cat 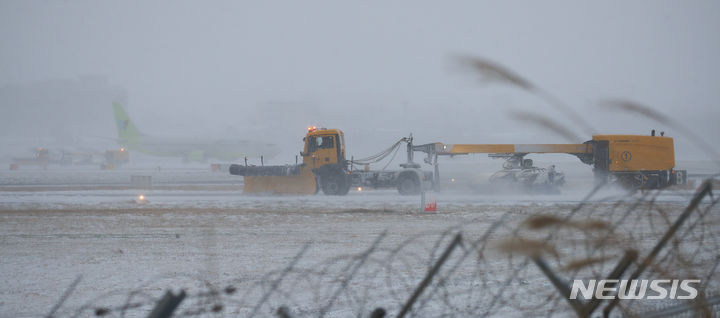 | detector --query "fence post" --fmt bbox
[397,233,463,318]
[147,290,186,318]
[604,180,713,317]
[532,249,637,317]
[46,275,82,318]
[276,306,295,318]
